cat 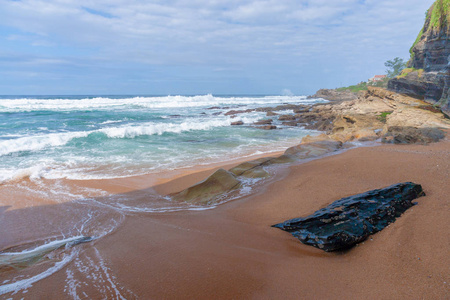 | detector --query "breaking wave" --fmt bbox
[99,119,233,139]
[0,132,90,156]
[0,117,243,157]
[0,95,321,112]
